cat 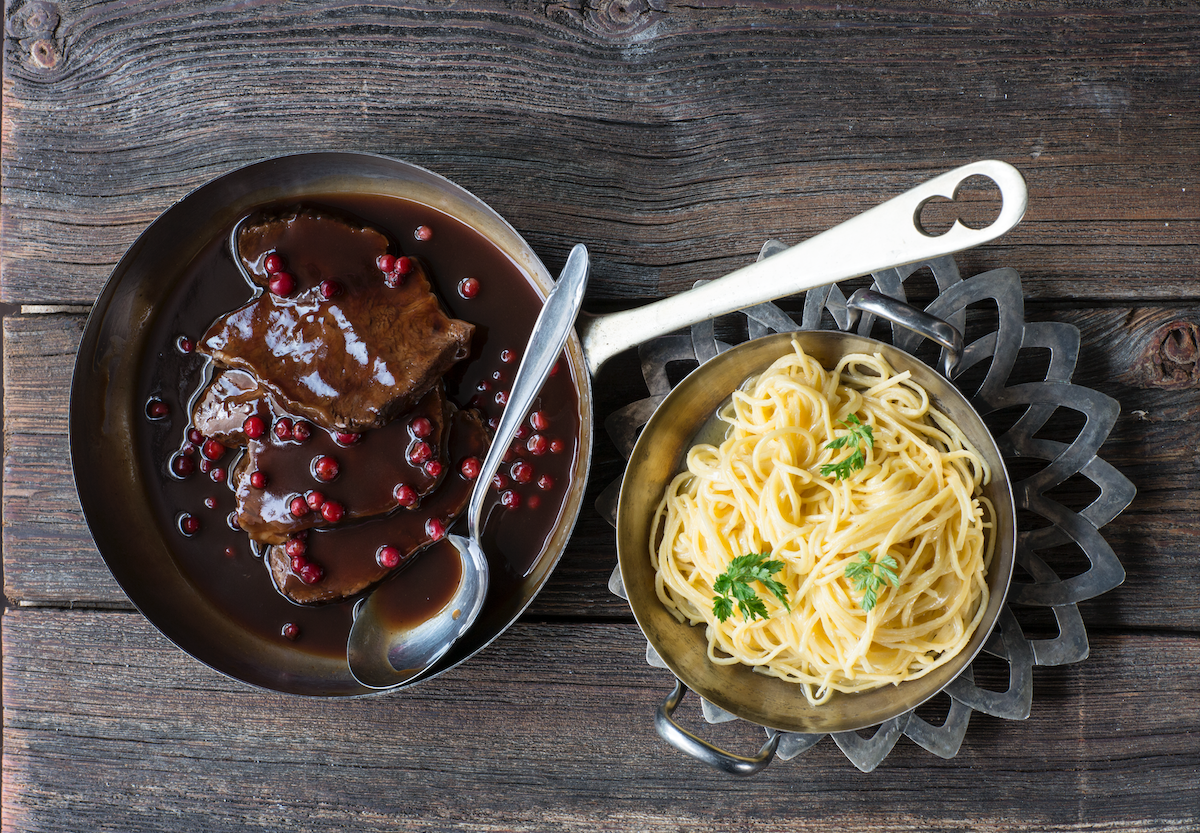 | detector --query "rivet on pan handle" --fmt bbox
[846,287,966,377]
[655,680,780,776]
